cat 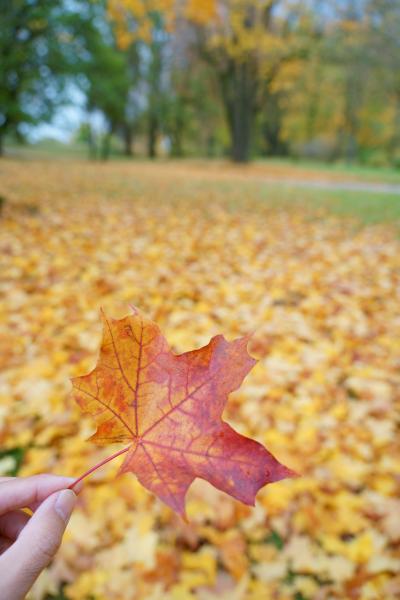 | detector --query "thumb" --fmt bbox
[0,489,76,600]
